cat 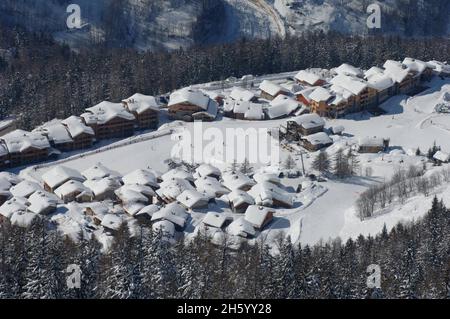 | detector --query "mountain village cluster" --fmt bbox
[0,57,450,249]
